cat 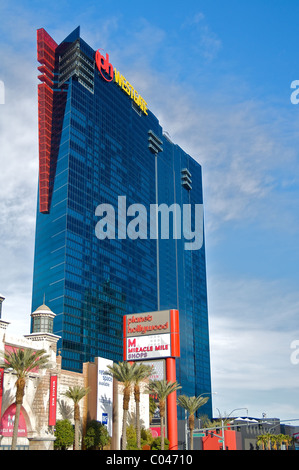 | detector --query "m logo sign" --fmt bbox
[128,338,137,348]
